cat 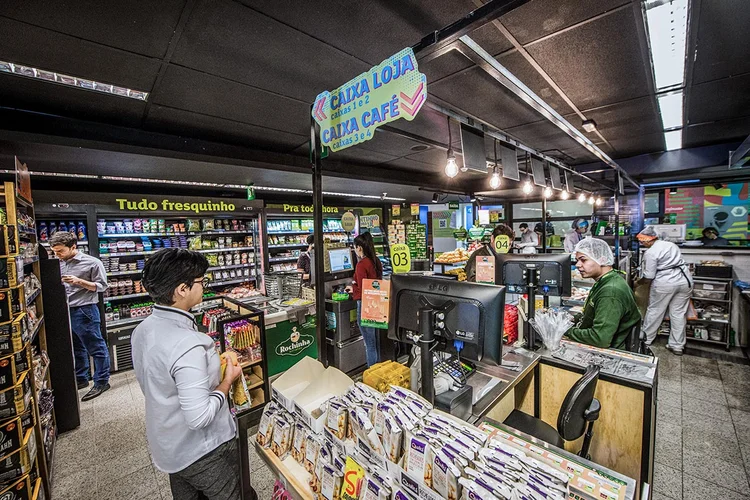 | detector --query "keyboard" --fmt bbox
[433,356,474,386]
